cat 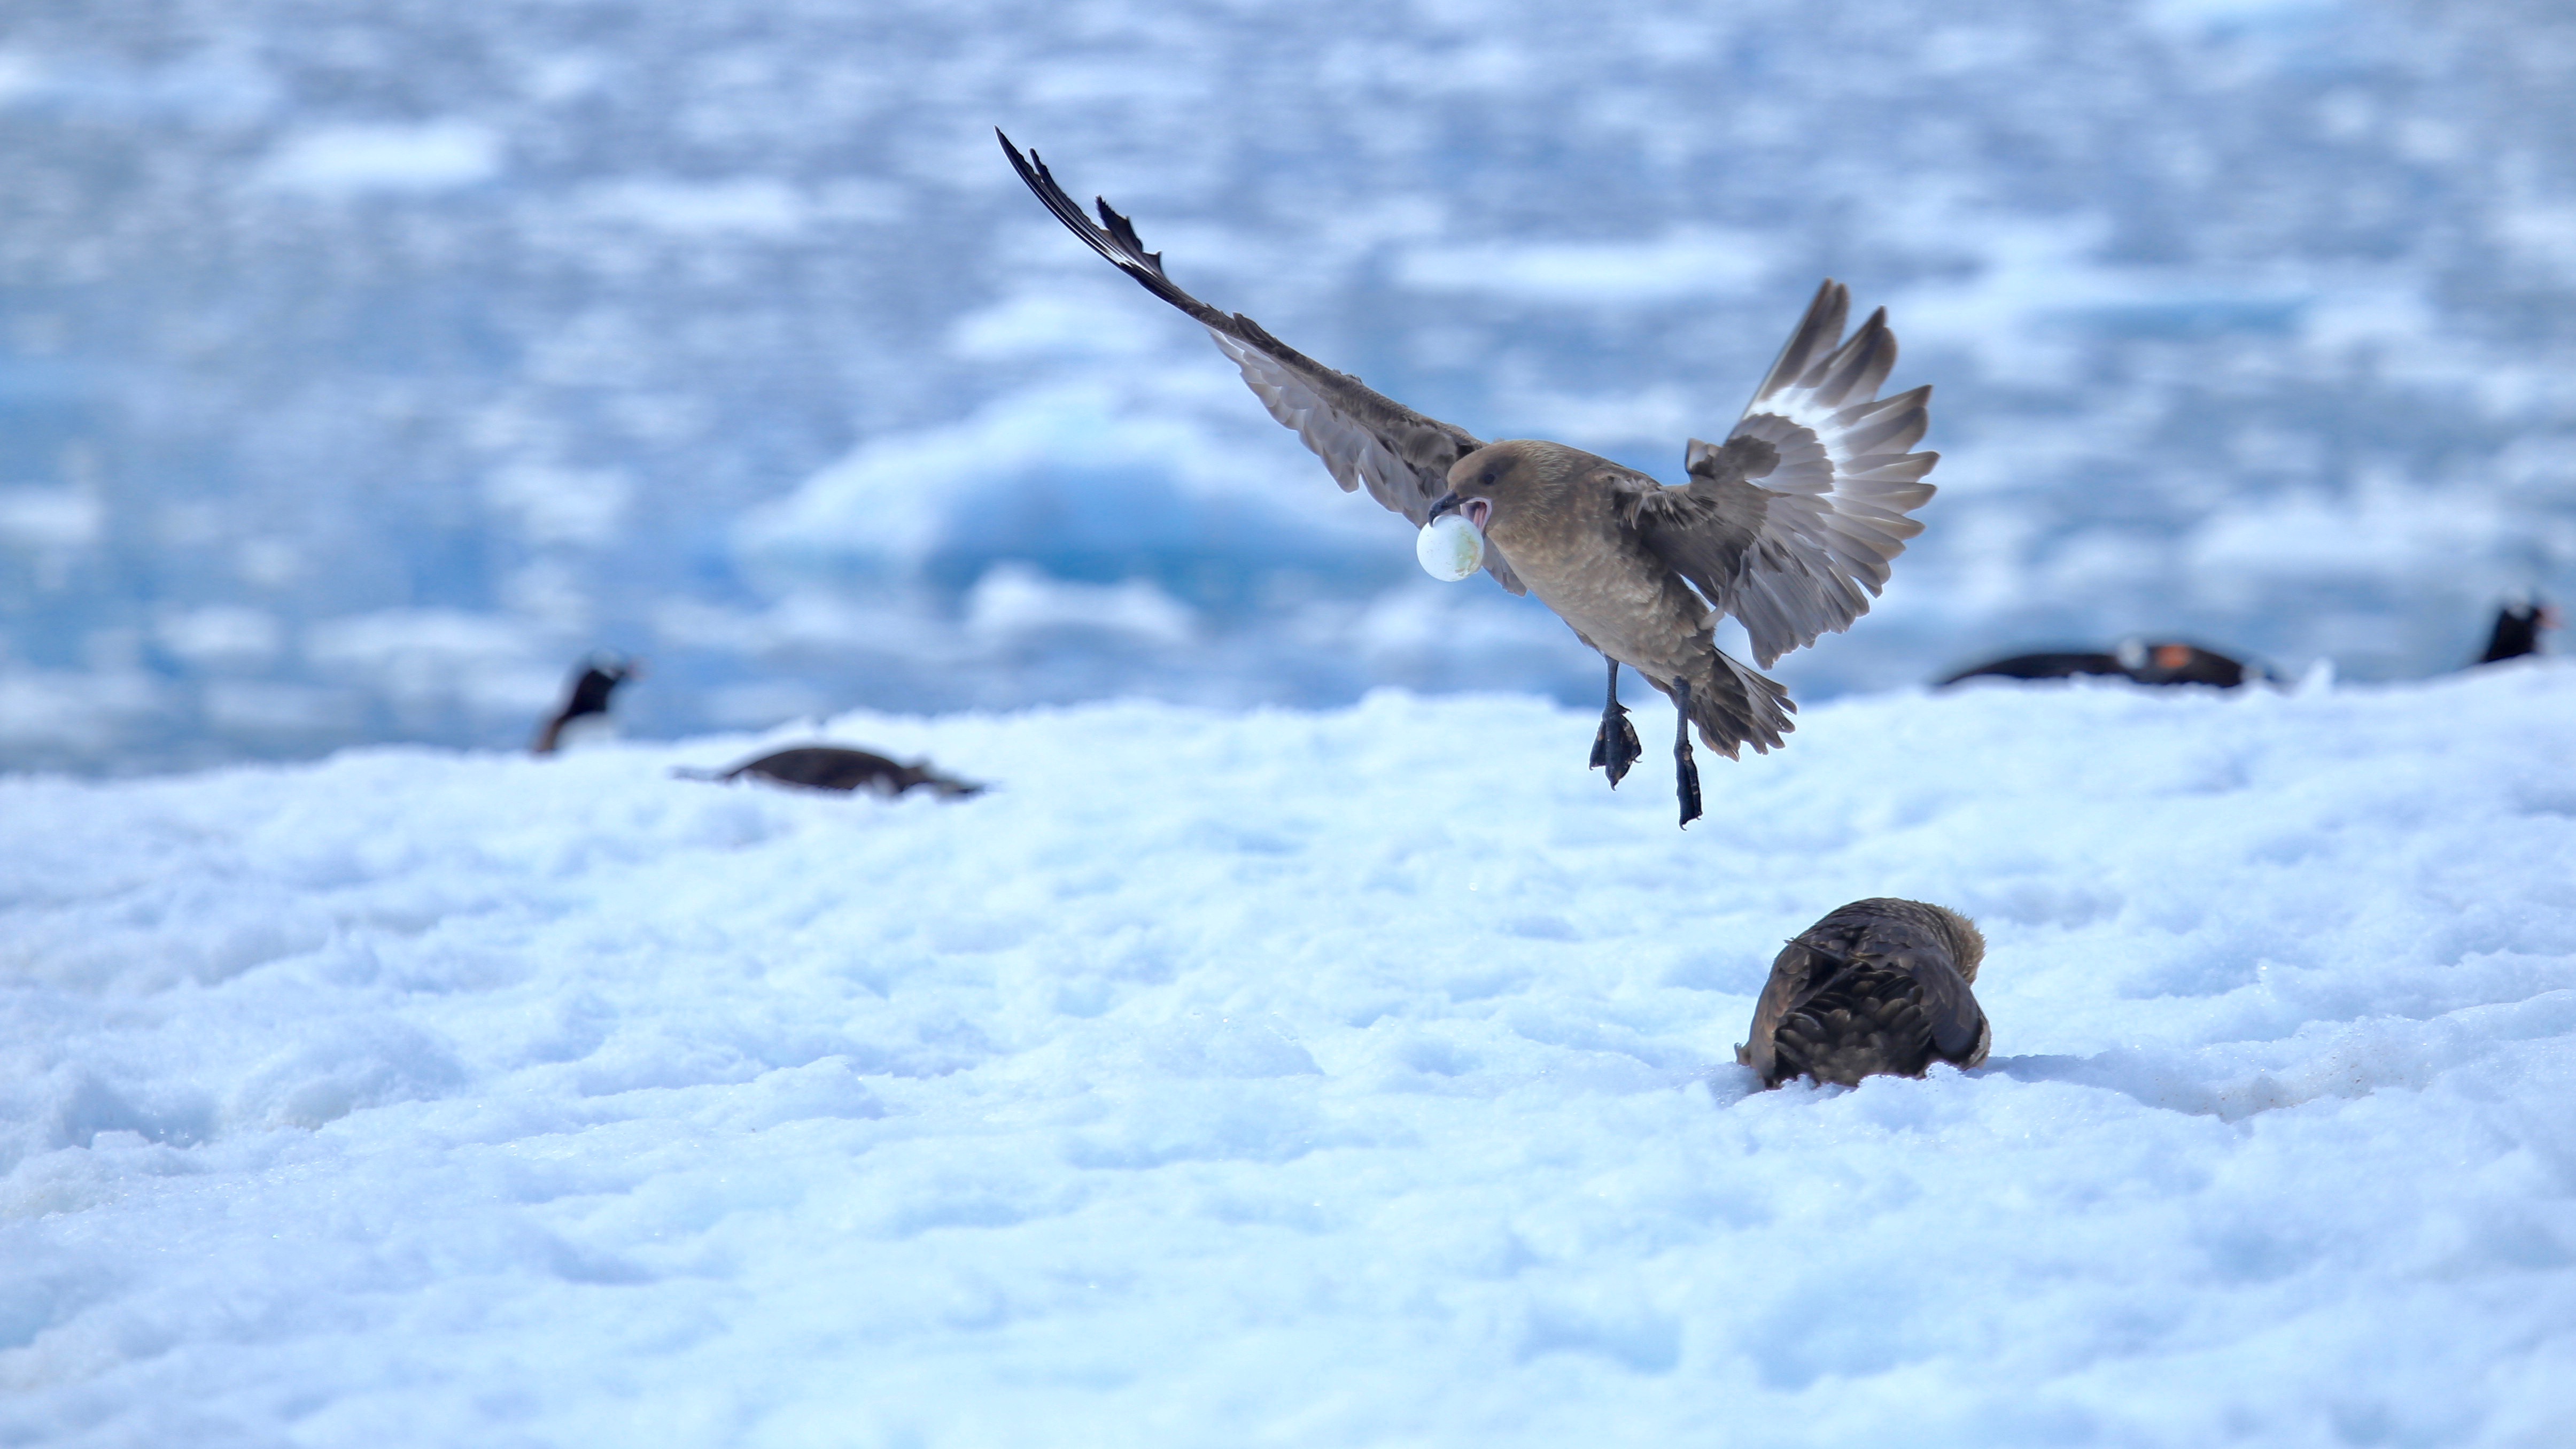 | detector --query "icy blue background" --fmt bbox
[4,0,2573,770]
